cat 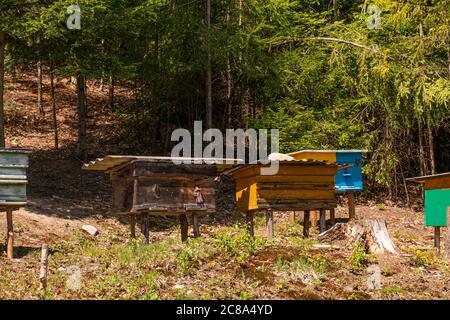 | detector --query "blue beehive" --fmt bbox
[288,150,366,193]
[334,151,365,192]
